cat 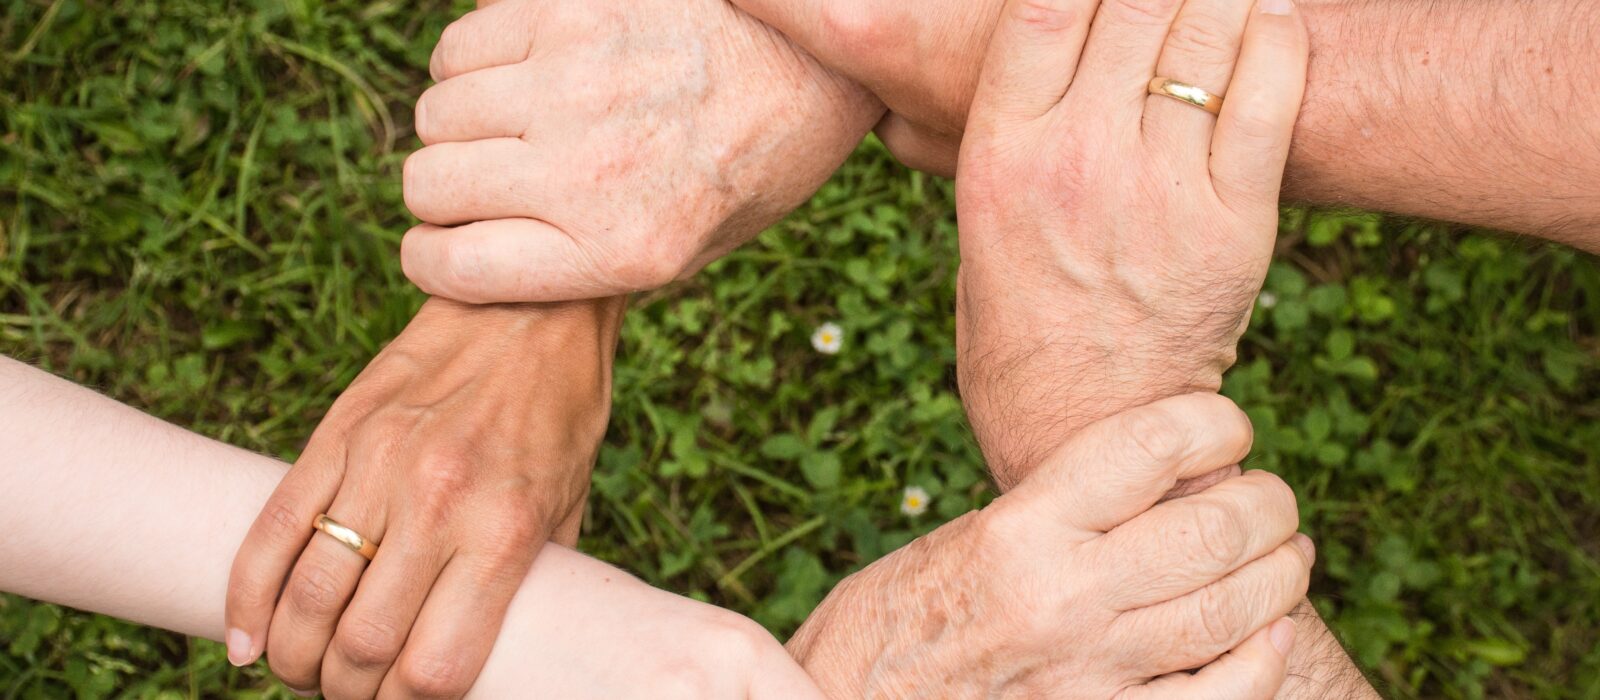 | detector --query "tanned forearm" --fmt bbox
[1287,0,1600,247]
[737,0,1600,248]
[730,1,1600,695]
